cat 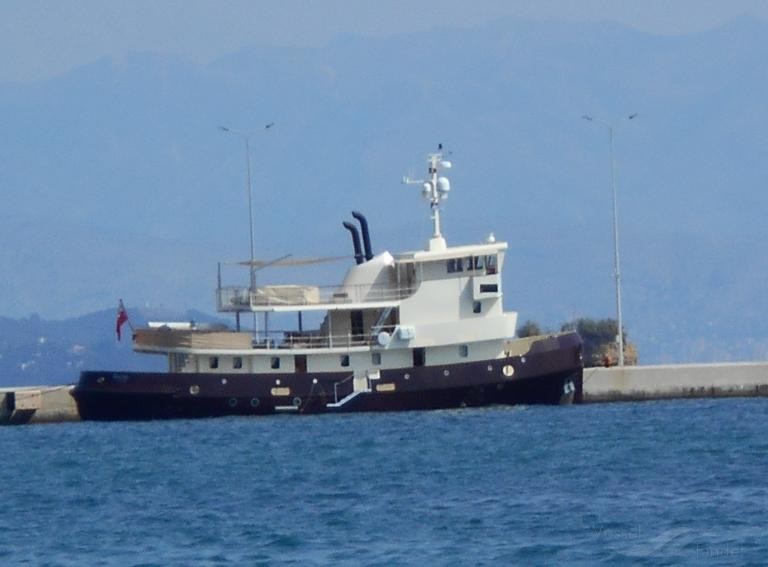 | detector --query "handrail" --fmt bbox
[217,281,419,311]
[333,374,355,404]
[252,330,373,350]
